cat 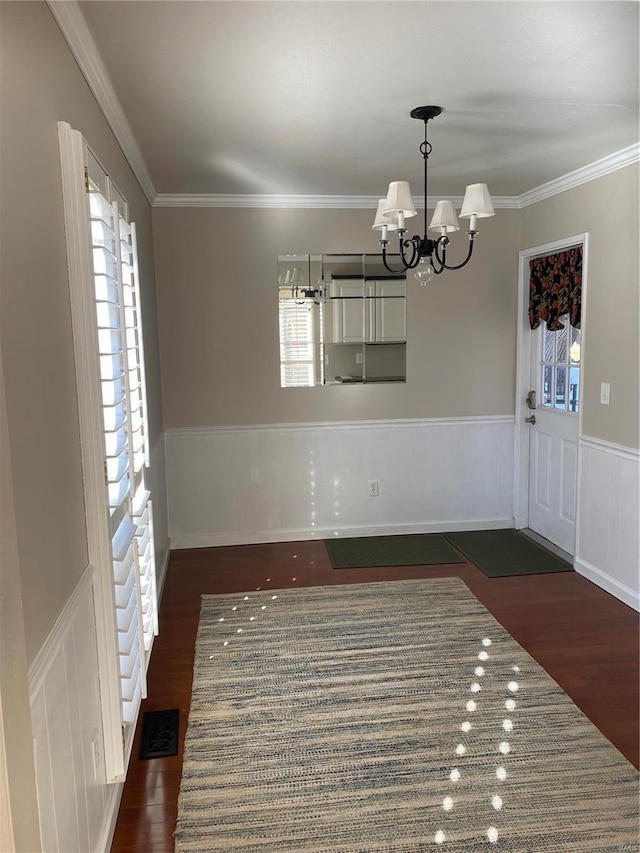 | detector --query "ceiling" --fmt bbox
[77,0,639,199]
